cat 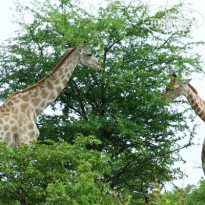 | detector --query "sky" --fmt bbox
[0,0,205,190]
